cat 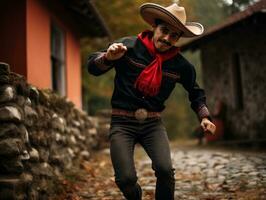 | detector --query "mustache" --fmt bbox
[159,39,171,46]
